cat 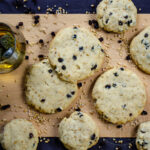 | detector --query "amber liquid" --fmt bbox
[0,23,26,73]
